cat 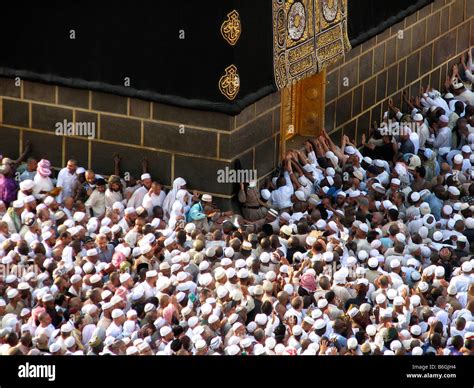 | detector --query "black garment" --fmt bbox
[246,298,263,324]
[366,142,395,163]
[464,230,474,252]
[399,139,415,155]
[454,248,469,261]
[286,246,306,264]
[344,295,370,311]
[45,306,62,328]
